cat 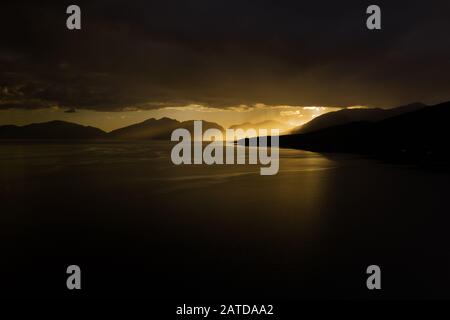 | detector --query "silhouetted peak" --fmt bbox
[159,117,178,122]
[142,117,178,125]
[294,101,430,134]
[0,120,106,139]
[383,102,426,109]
